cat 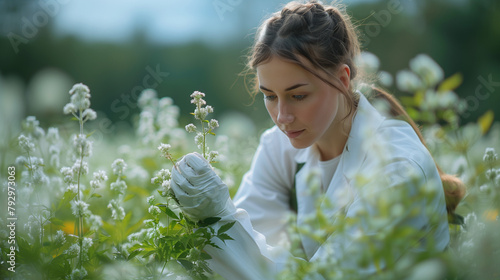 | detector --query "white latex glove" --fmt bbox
[171,152,235,221]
